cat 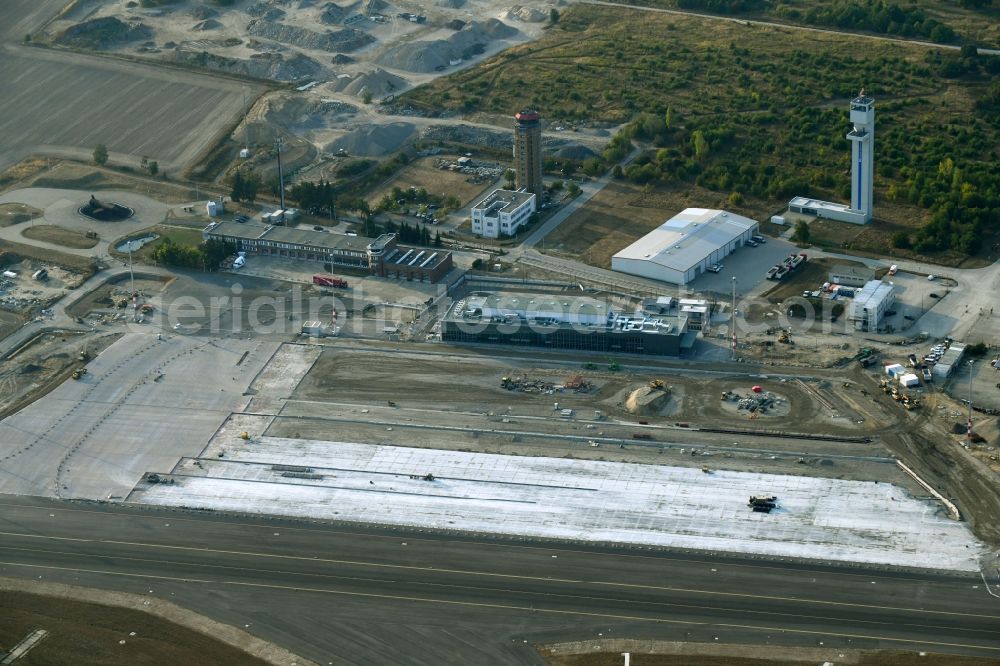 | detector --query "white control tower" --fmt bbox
[846,89,874,222]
